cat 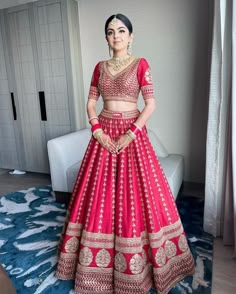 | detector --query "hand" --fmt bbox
[116,134,133,153]
[96,132,117,154]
